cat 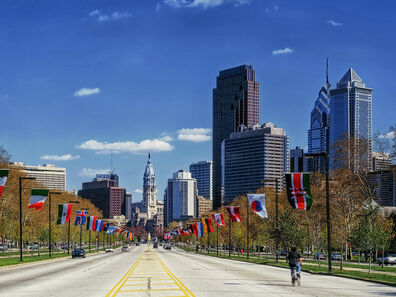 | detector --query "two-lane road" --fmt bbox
[0,245,395,296]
